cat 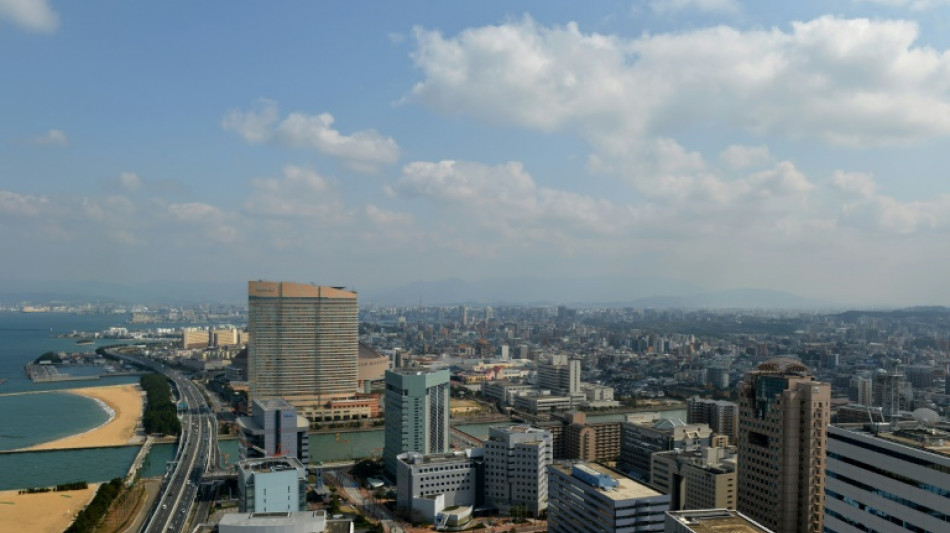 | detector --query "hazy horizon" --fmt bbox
[4,2,950,308]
